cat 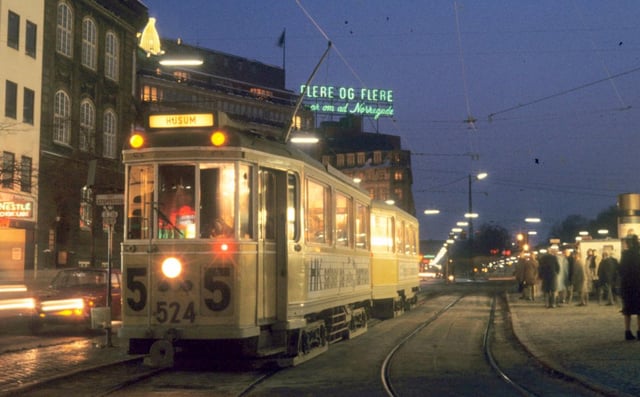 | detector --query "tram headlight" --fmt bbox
[129,133,145,149]
[210,131,226,147]
[161,257,182,279]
